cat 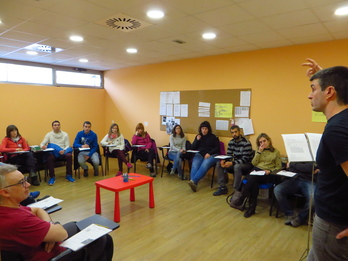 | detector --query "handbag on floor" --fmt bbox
[226,190,247,211]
